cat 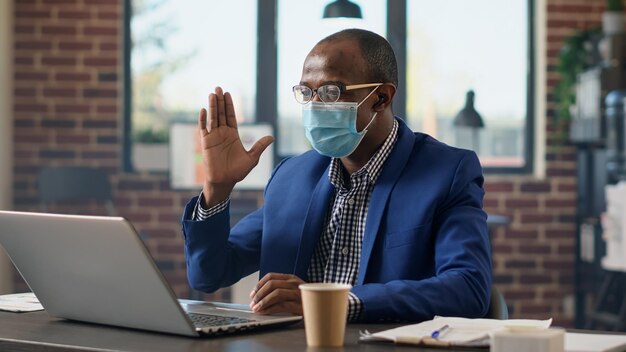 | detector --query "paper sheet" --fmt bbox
[360,316,553,347]
[0,292,44,312]
[565,332,626,352]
